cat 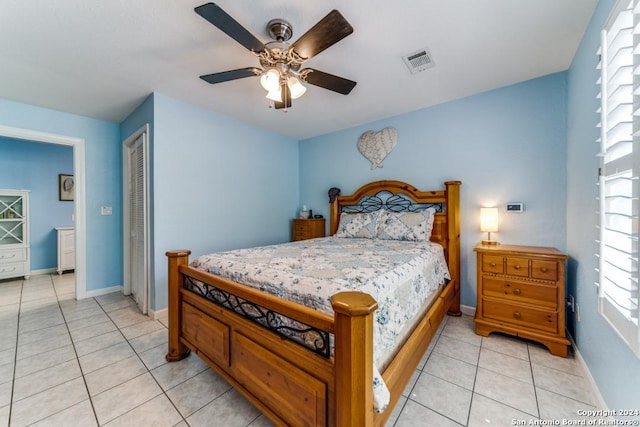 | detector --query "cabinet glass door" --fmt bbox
[0,195,25,245]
